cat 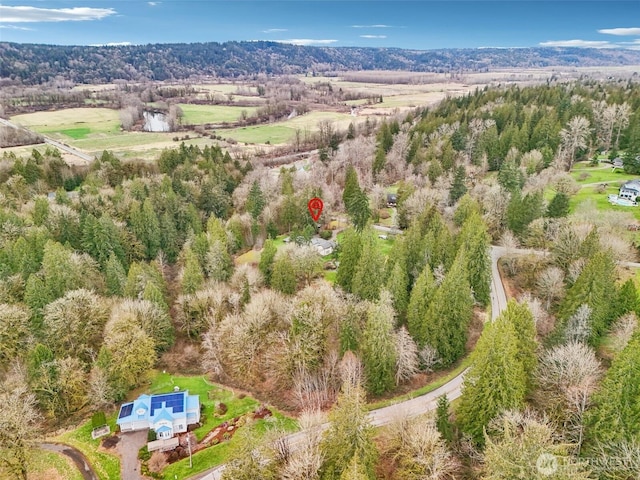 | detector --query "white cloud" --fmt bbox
[148,2,161,6]
[598,27,640,36]
[0,6,116,23]
[276,39,338,46]
[0,24,34,31]
[352,24,391,28]
[360,35,387,39]
[539,39,613,48]
[262,28,288,33]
